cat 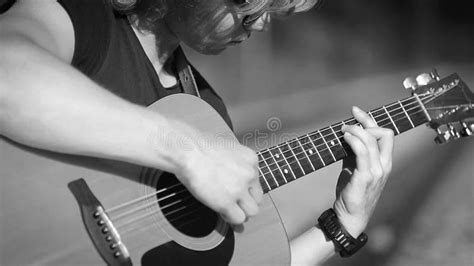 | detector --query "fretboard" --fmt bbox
[257,95,430,193]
